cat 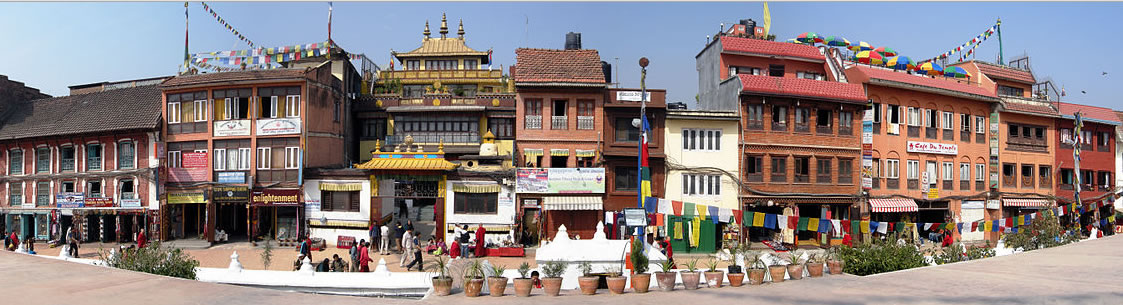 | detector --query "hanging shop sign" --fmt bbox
[56,192,85,208]
[120,199,142,208]
[516,168,606,194]
[906,141,958,155]
[217,171,246,184]
[214,120,251,137]
[168,192,206,204]
[616,91,651,102]
[170,151,210,182]
[256,118,301,136]
[252,189,301,206]
[213,186,249,202]
[85,197,114,208]
[623,208,649,227]
[986,200,1001,210]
